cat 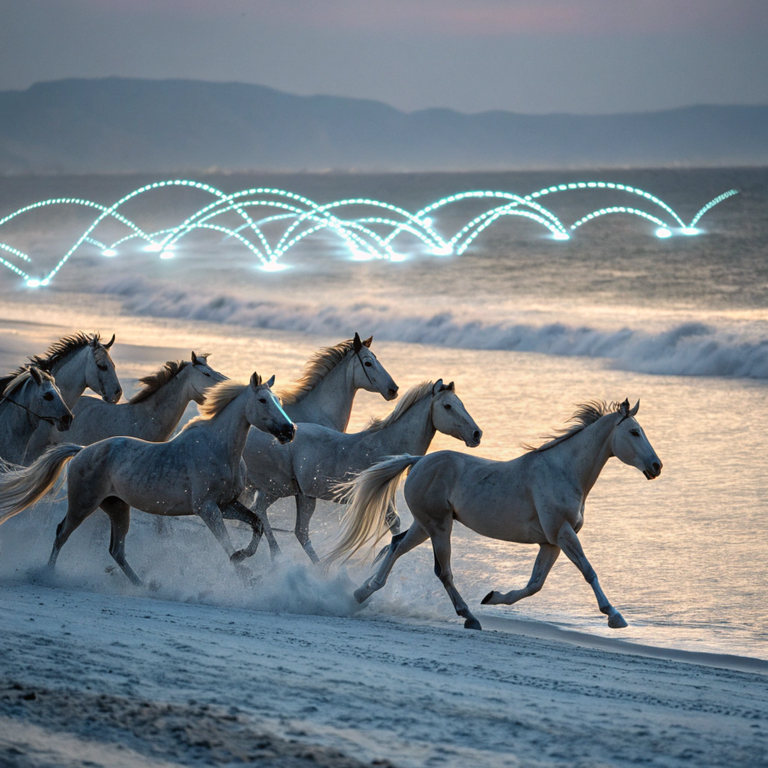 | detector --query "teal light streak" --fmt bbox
[0,180,739,285]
